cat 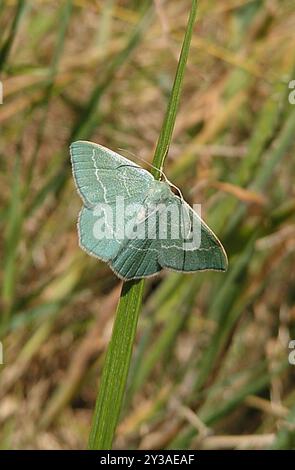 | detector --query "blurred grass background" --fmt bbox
[0,0,295,450]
